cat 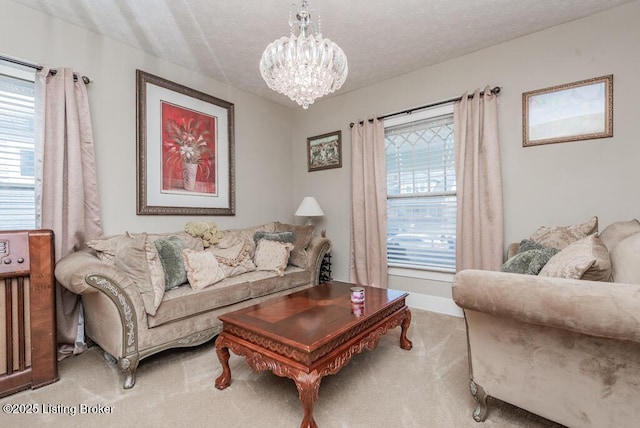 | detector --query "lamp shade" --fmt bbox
[295,197,324,217]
